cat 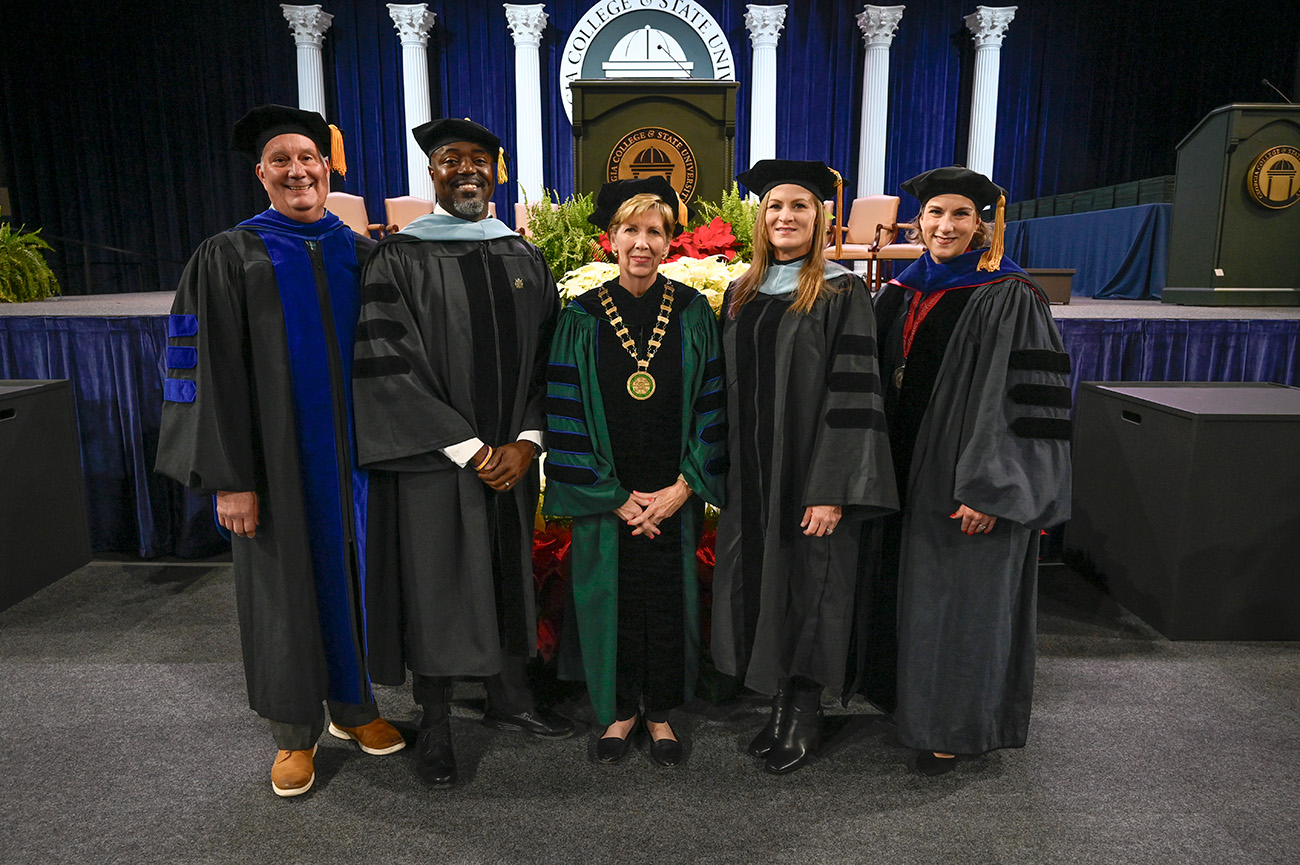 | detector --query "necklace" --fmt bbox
[598,279,675,400]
